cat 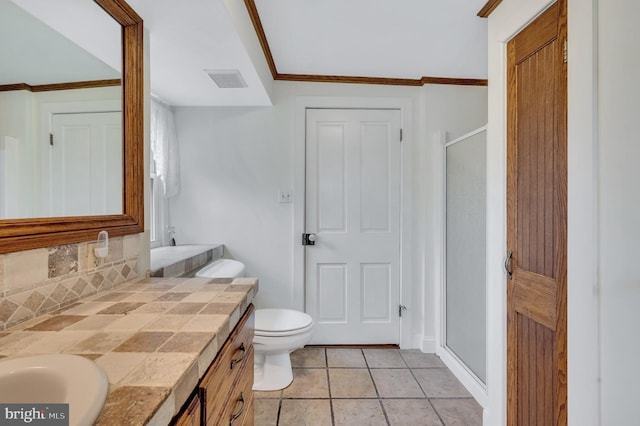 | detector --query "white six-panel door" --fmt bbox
[50,111,122,216]
[305,108,401,344]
